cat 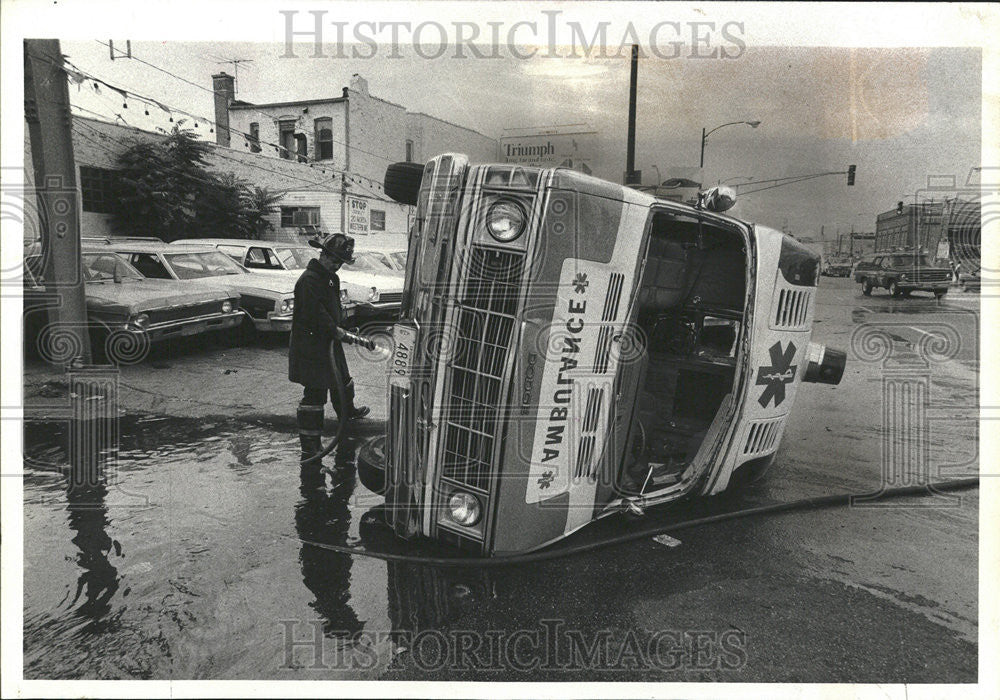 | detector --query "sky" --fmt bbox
[59,39,981,240]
